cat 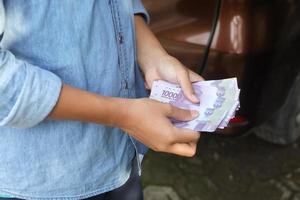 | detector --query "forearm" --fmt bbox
[134,15,168,72]
[49,84,129,127]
